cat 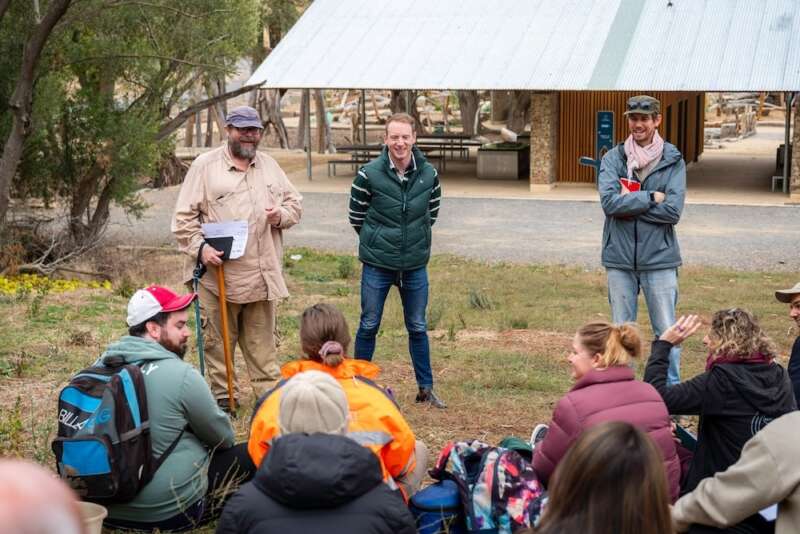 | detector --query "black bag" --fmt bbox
[52,359,181,503]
